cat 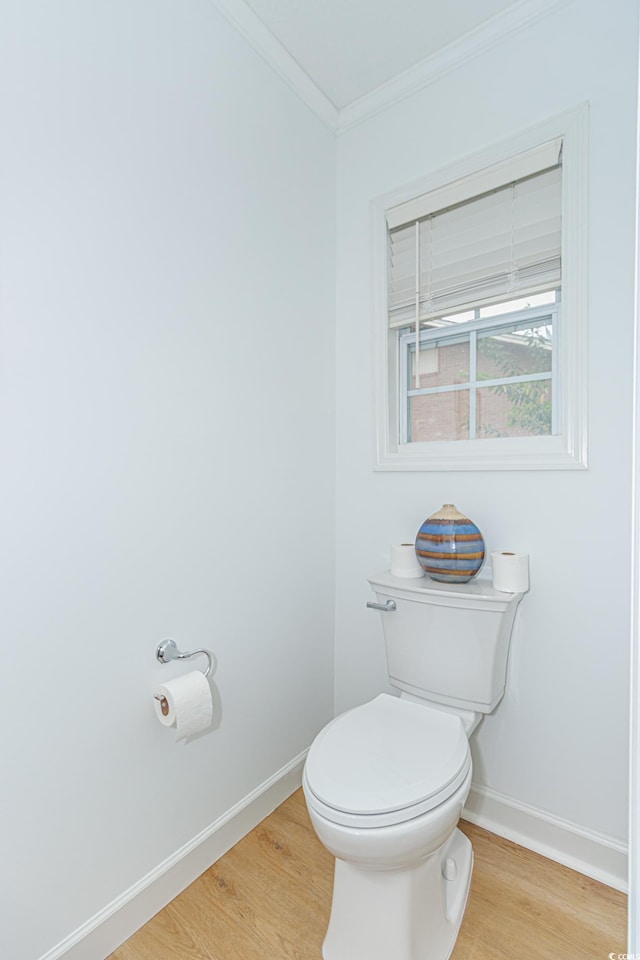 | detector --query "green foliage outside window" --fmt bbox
[477,329,552,437]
